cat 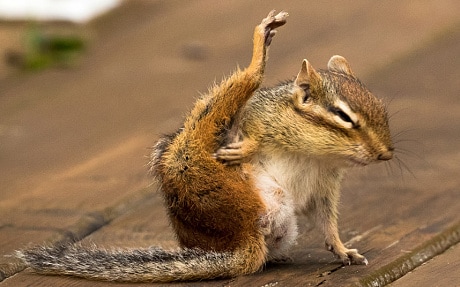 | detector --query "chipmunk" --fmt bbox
[17,10,393,283]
